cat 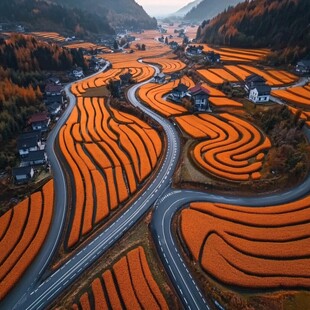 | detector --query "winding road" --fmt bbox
[2,62,310,310]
